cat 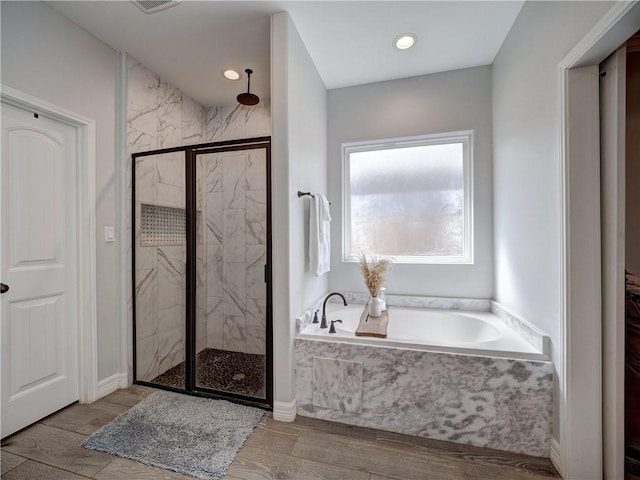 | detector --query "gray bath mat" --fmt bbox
[82,391,265,479]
